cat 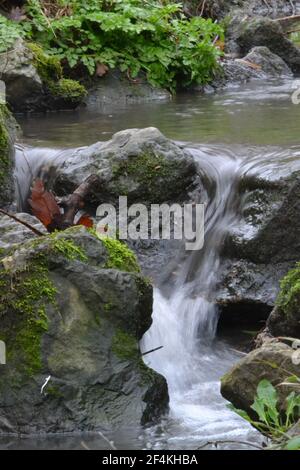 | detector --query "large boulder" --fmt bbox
[221,341,300,415]
[228,16,300,73]
[217,170,300,326]
[0,104,20,207]
[53,127,199,206]
[0,220,168,434]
